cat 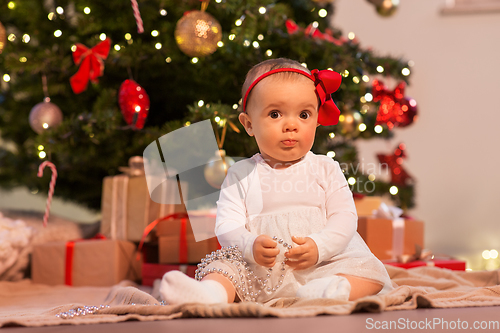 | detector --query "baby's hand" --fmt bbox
[285,236,319,270]
[253,234,280,267]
